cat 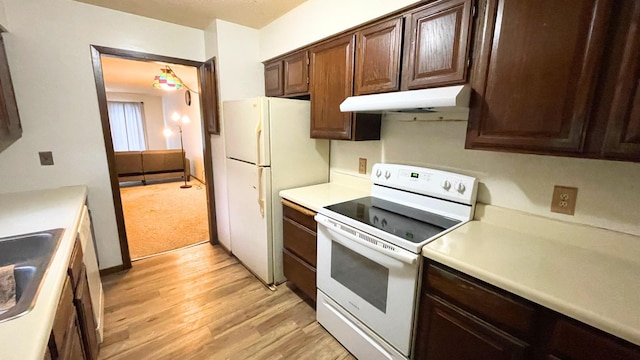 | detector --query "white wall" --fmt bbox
[106,92,167,150]
[259,0,421,60]
[260,0,640,237]
[0,0,205,269]
[0,0,7,31]
[204,19,264,251]
[161,88,205,182]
